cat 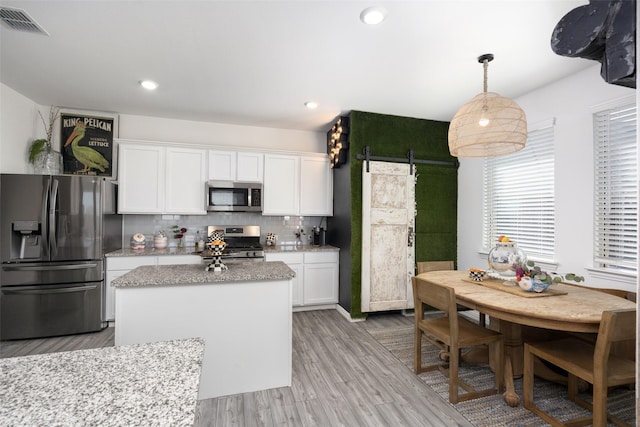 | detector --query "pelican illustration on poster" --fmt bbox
[60,113,115,176]
[64,122,109,173]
